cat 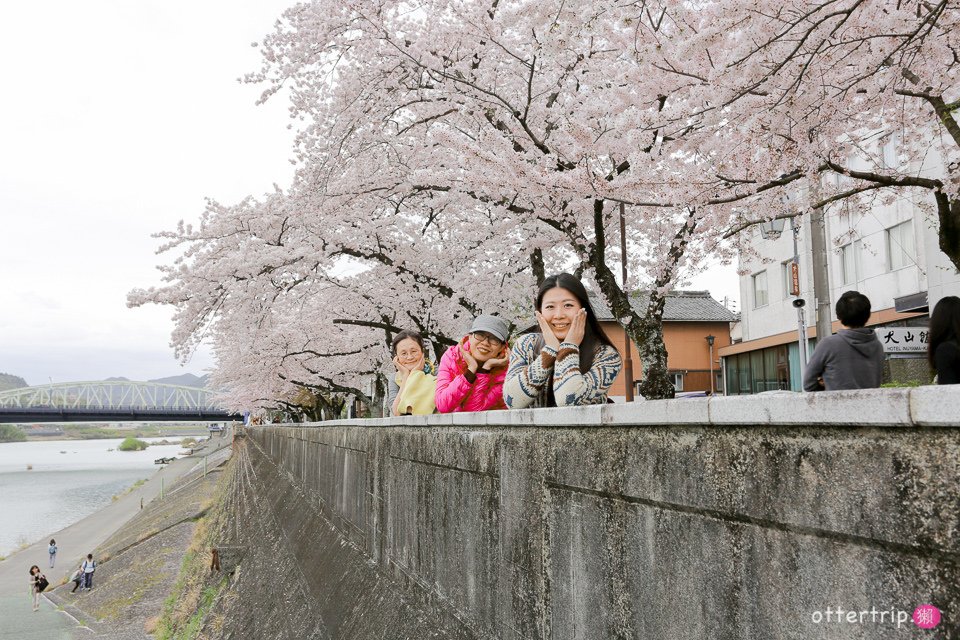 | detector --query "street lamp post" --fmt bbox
[705,335,716,394]
[620,202,635,402]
